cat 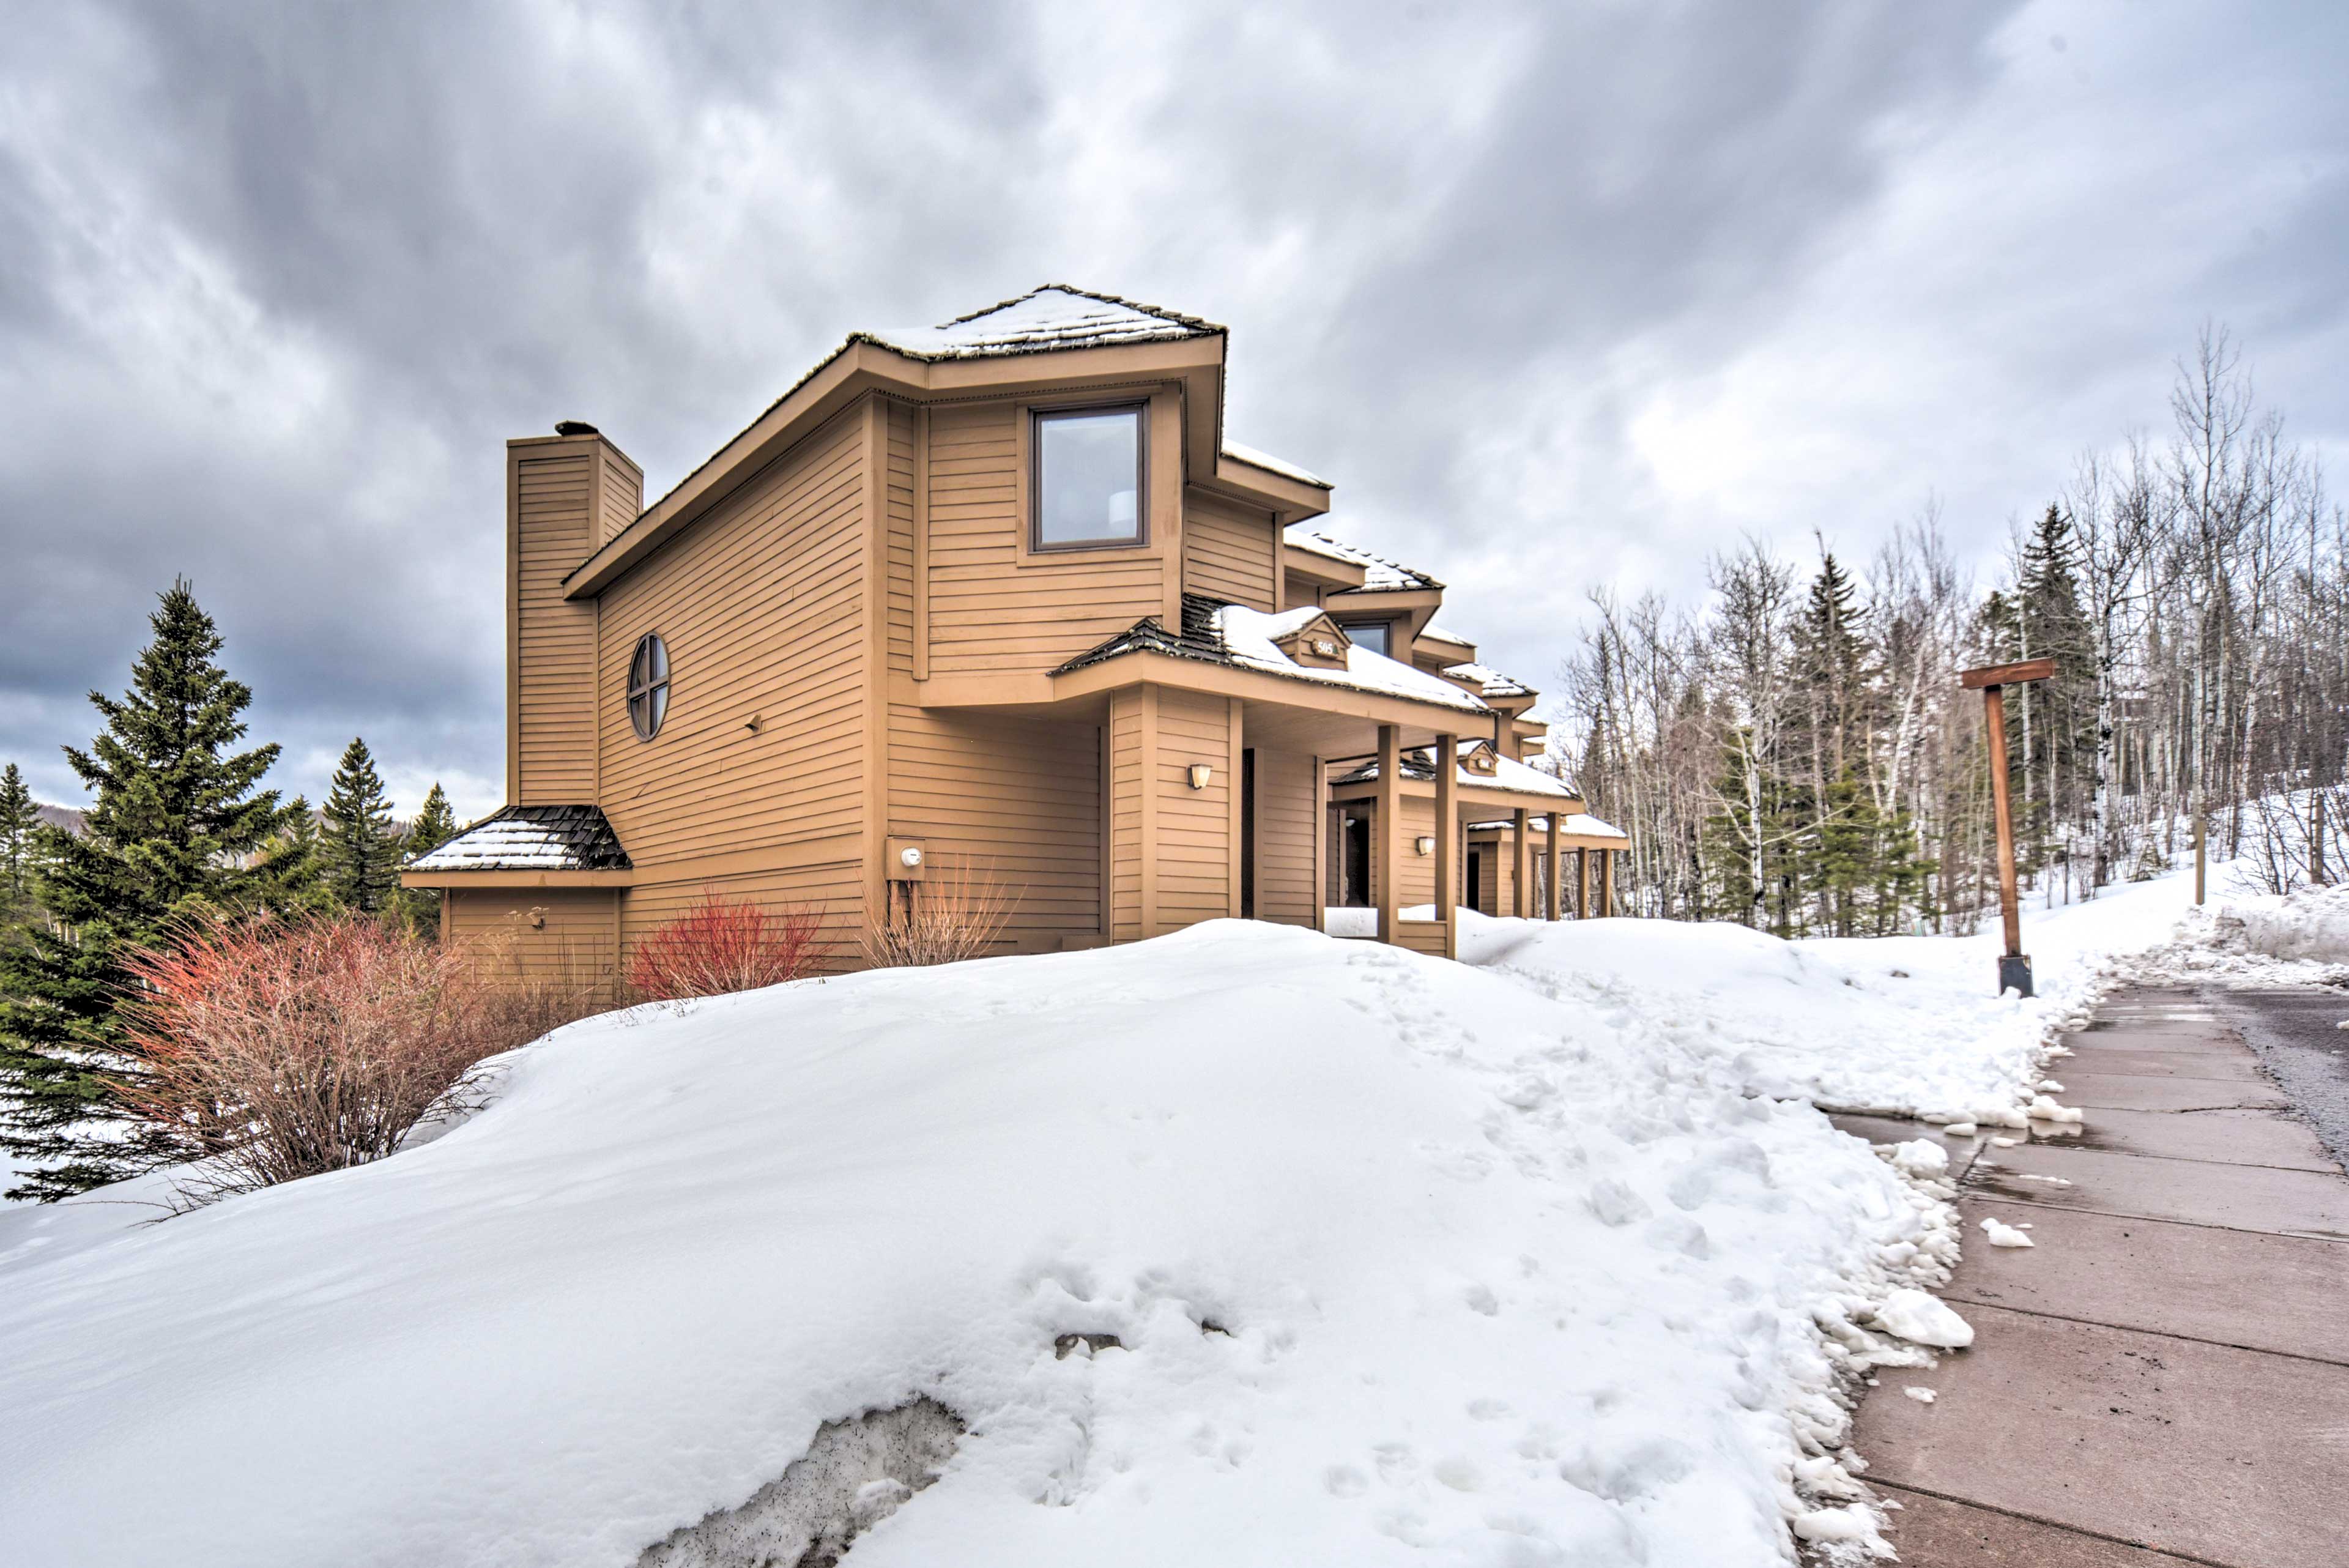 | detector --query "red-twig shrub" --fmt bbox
[627,893,826,1001]
[115,914,499,1206]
